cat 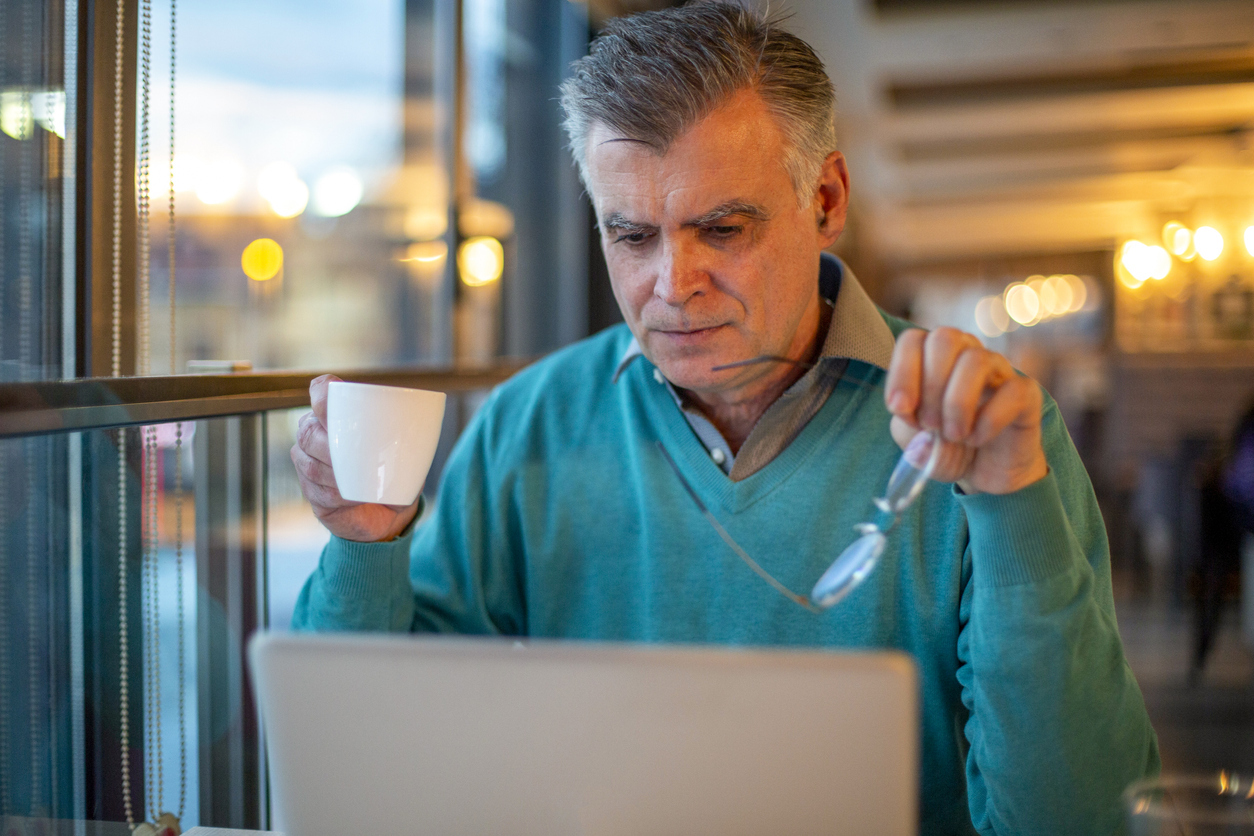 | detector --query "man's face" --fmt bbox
[585,89,847,397]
